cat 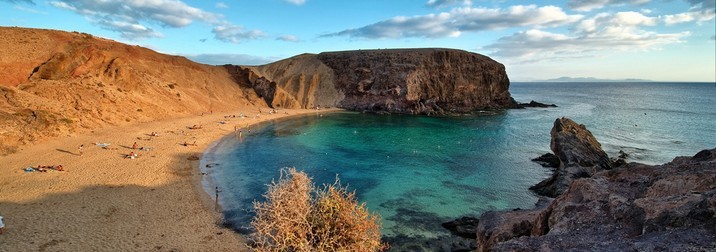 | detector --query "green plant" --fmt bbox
[251,168,385,252]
